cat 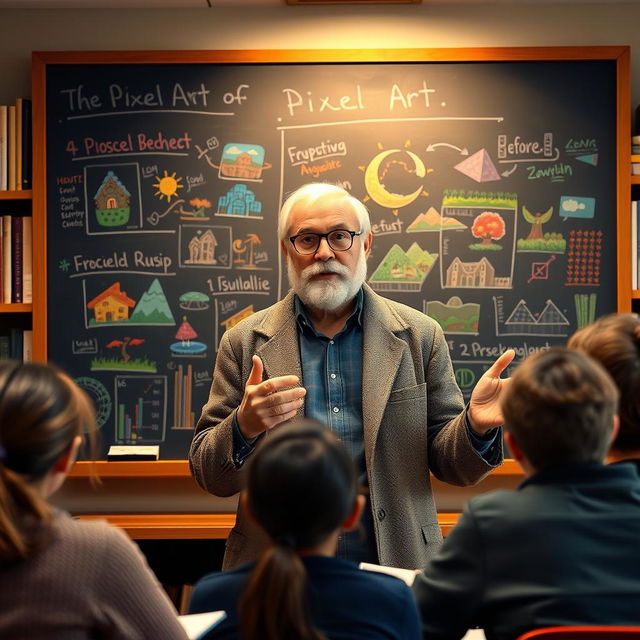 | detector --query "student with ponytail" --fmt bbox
[0,361,188,640]
[569,312,640,467]
[189,419,421,640]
